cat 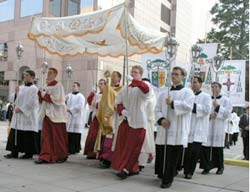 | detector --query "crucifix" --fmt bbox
[223,78,234,97]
